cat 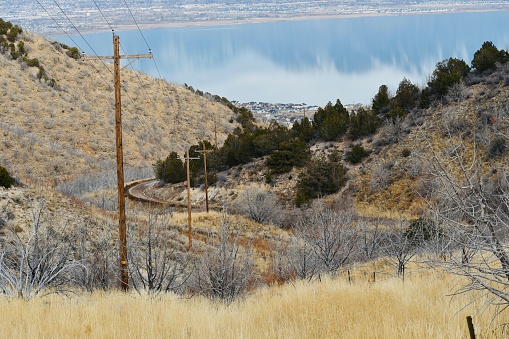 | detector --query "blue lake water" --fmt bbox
[56,11,509,106]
